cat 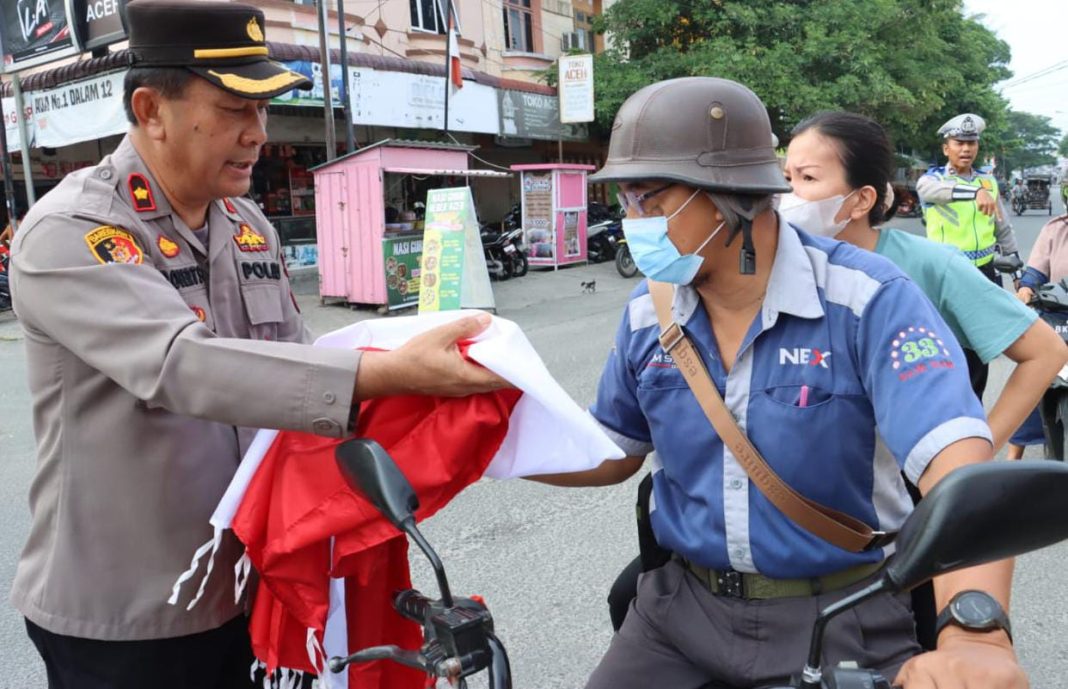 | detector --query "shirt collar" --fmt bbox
[763,216,824,323]
[671,215,824,326]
